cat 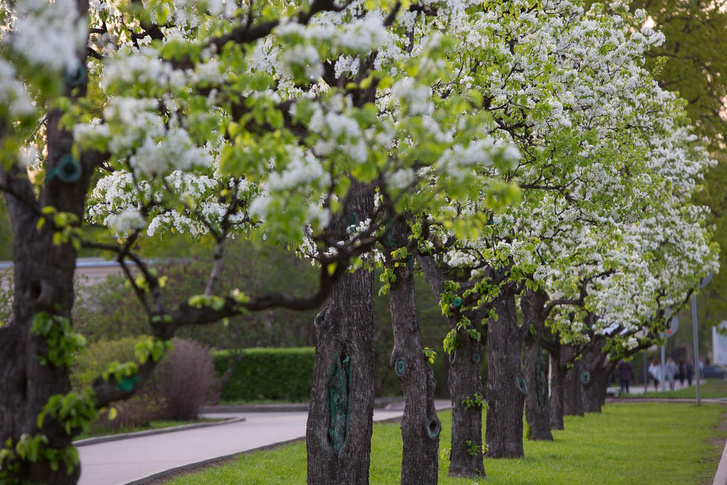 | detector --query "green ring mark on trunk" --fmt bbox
[327,351,351,451]
[581,371,591,385]
[49,155,82,184]
[395,358,405,377]
[472,352,481,363]
[516,375,528,395]
[66,65,86,86]
[347,211,359,233]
